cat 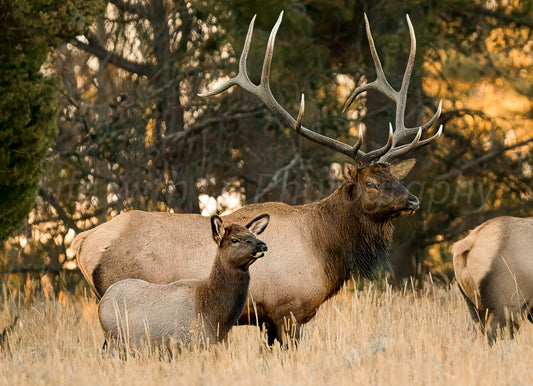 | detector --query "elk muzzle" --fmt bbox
[402,194,419,215]
[252,242,268,258]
